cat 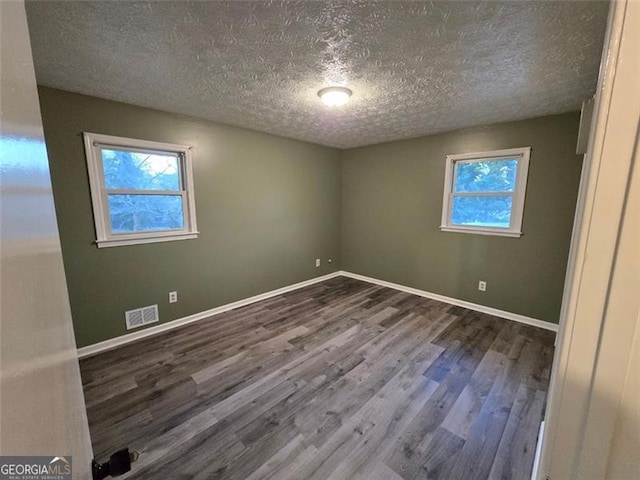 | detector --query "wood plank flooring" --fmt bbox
[80,277,555,480]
